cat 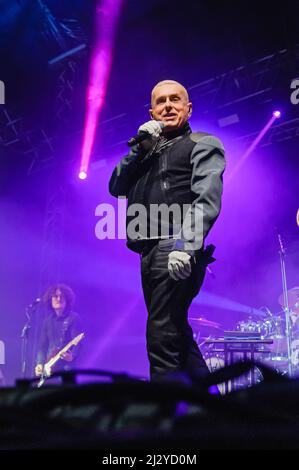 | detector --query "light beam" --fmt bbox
[80,0,124,177]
